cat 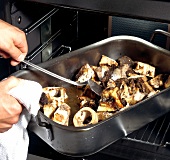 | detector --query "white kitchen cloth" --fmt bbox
[0,79,42,160]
